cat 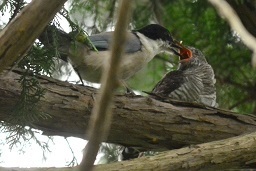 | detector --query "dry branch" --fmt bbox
[0,0,67,72]
[226,0,256,38]
[80,0,132,170]
[1,69,256,151]
[208,0,256,67]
